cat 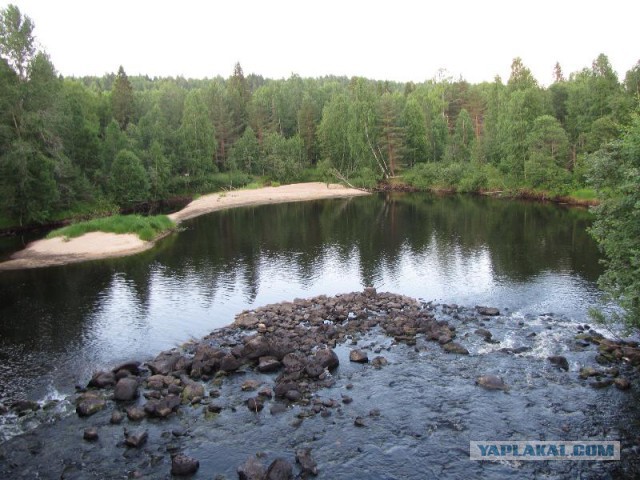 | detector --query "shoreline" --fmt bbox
[0,182,369,271]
